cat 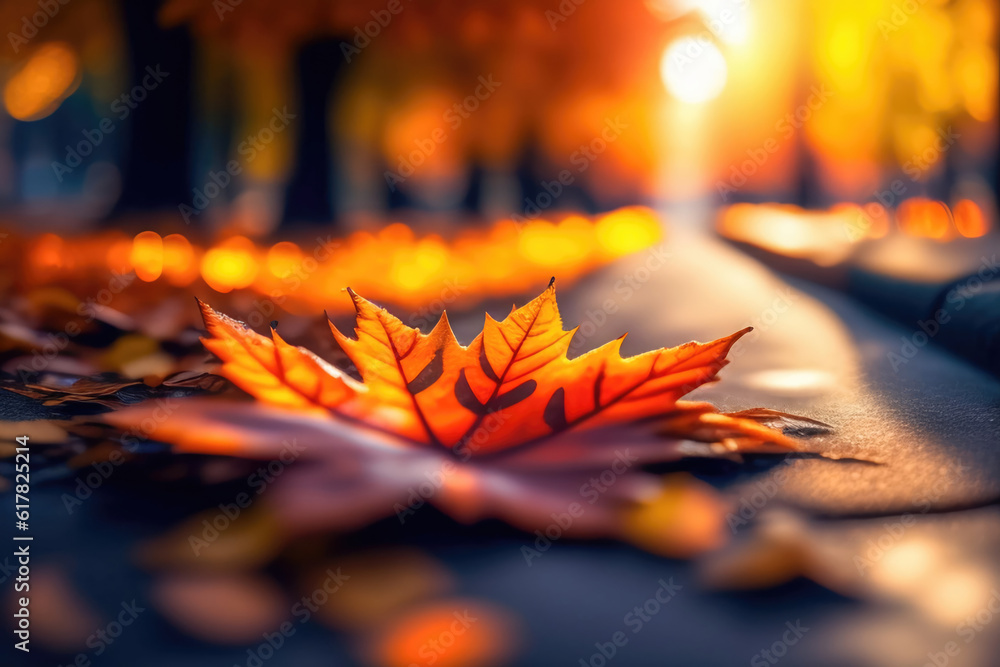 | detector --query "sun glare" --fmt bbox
[661,37,728,104]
